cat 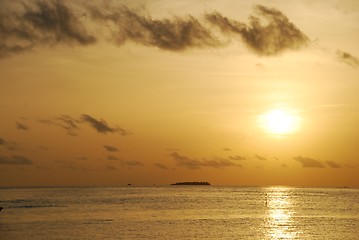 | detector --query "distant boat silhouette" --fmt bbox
[0,207,3,212]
